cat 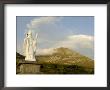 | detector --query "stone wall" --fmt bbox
[17,61,41,74]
